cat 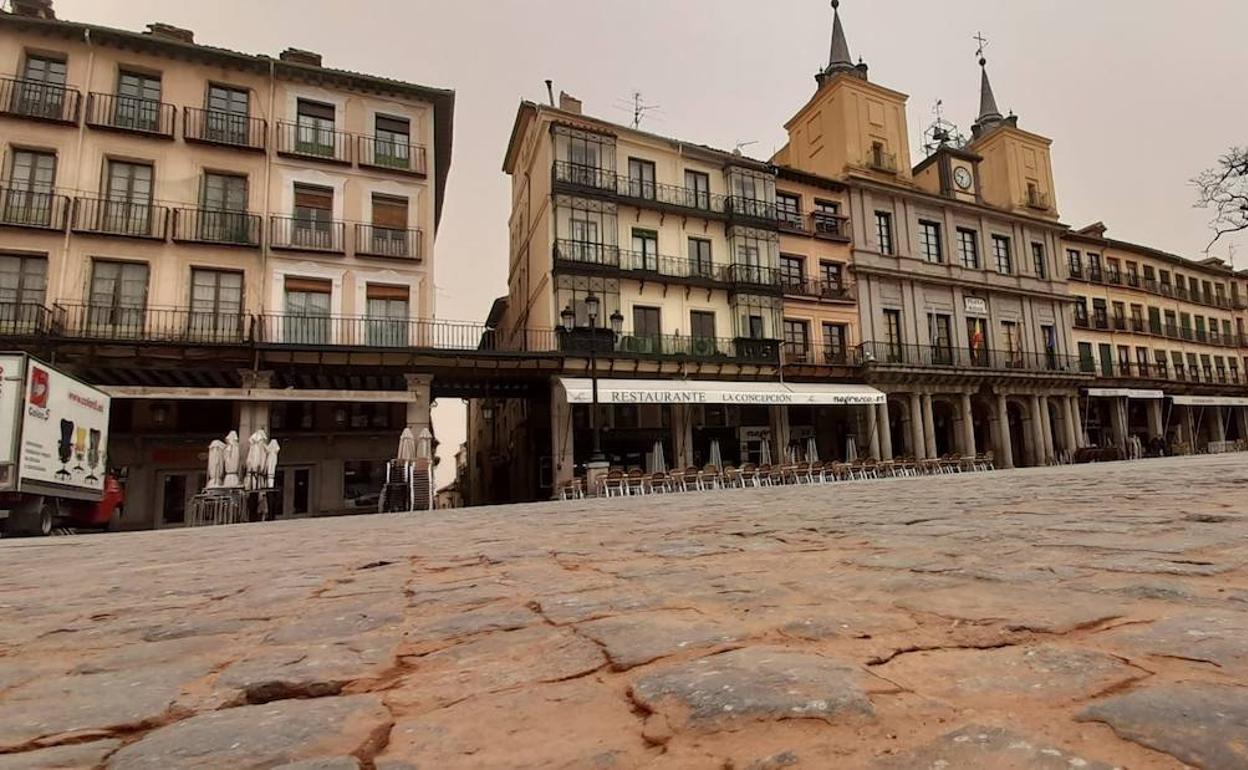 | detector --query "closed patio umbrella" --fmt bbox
[759,438,772,466]
[845,435,858,463]
[709,439,723,469]
[650,440,667,474]
[223,431,241,487]
[417,428,434,460]
[245,430,268,491]
[206,439,225,489]
[806,436,819,463]
[397,427,416,462]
